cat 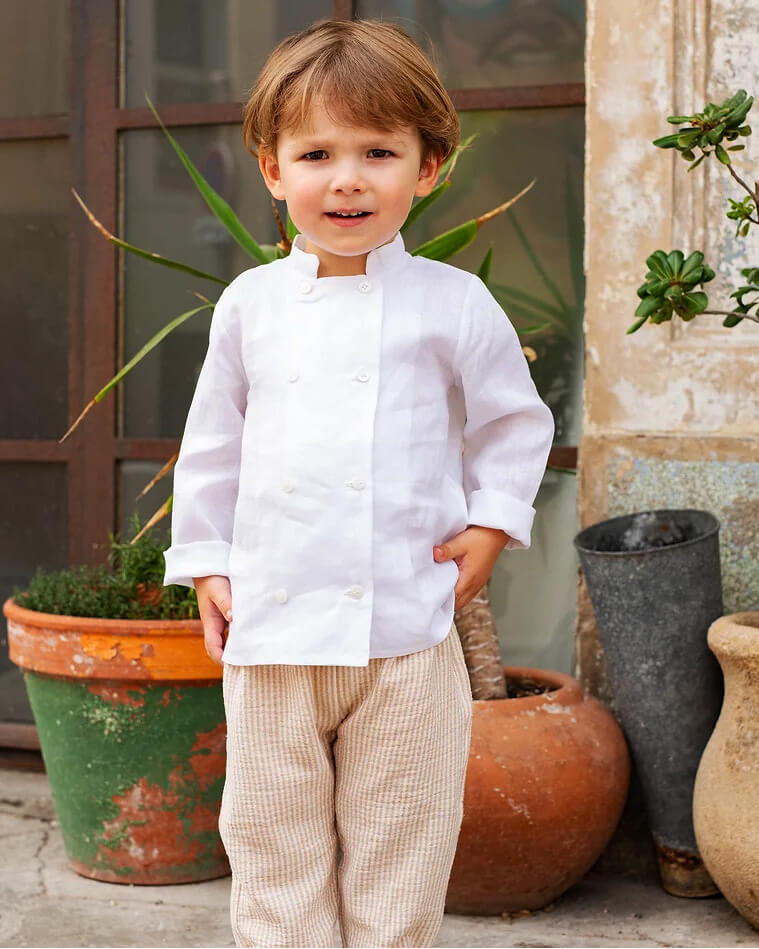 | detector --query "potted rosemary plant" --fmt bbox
[2,514,228,885]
